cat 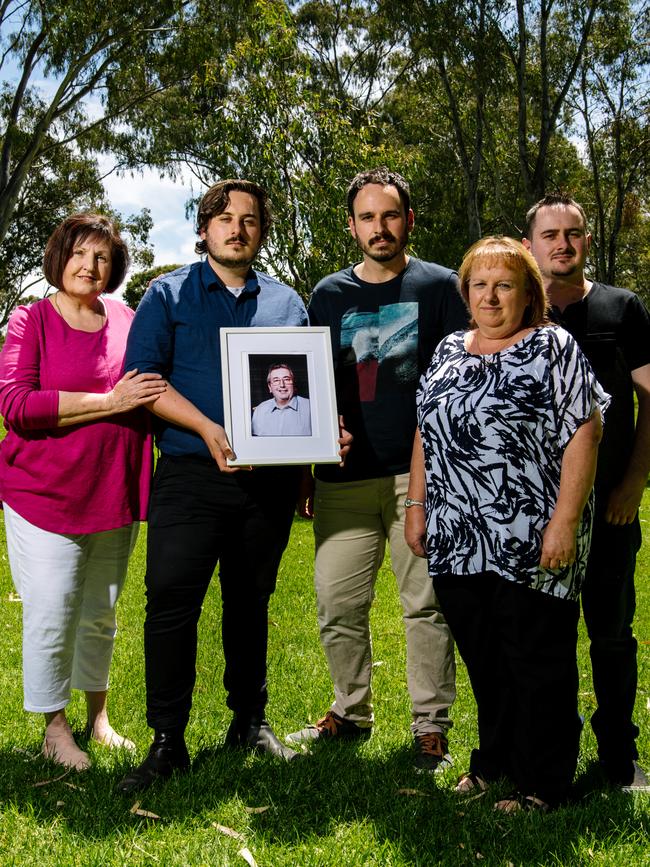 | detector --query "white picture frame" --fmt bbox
[220,326,340,466]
